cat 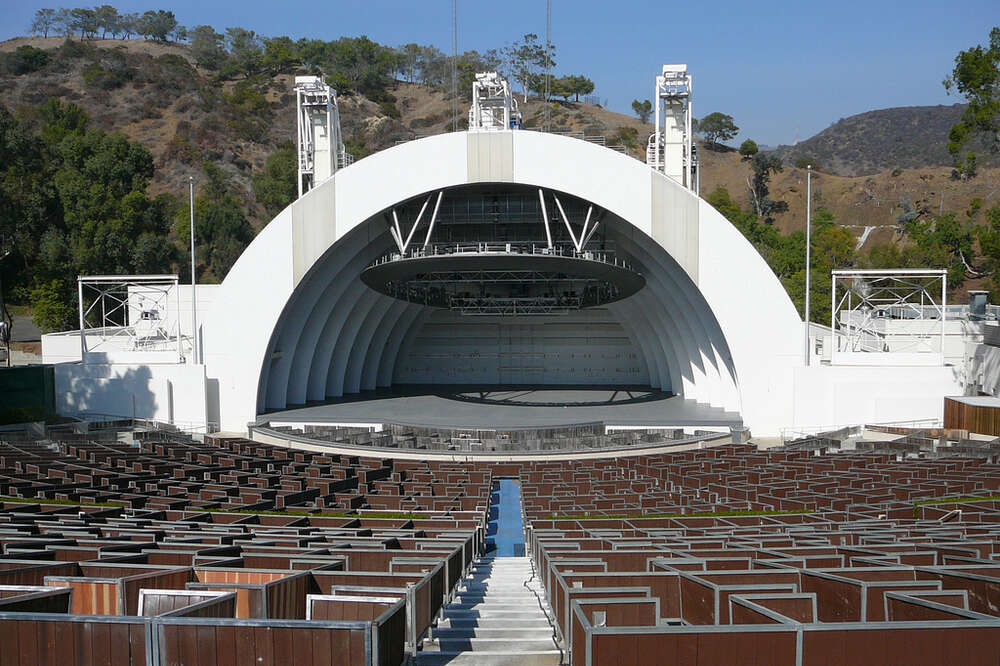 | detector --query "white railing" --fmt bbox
[779,418,942,445]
